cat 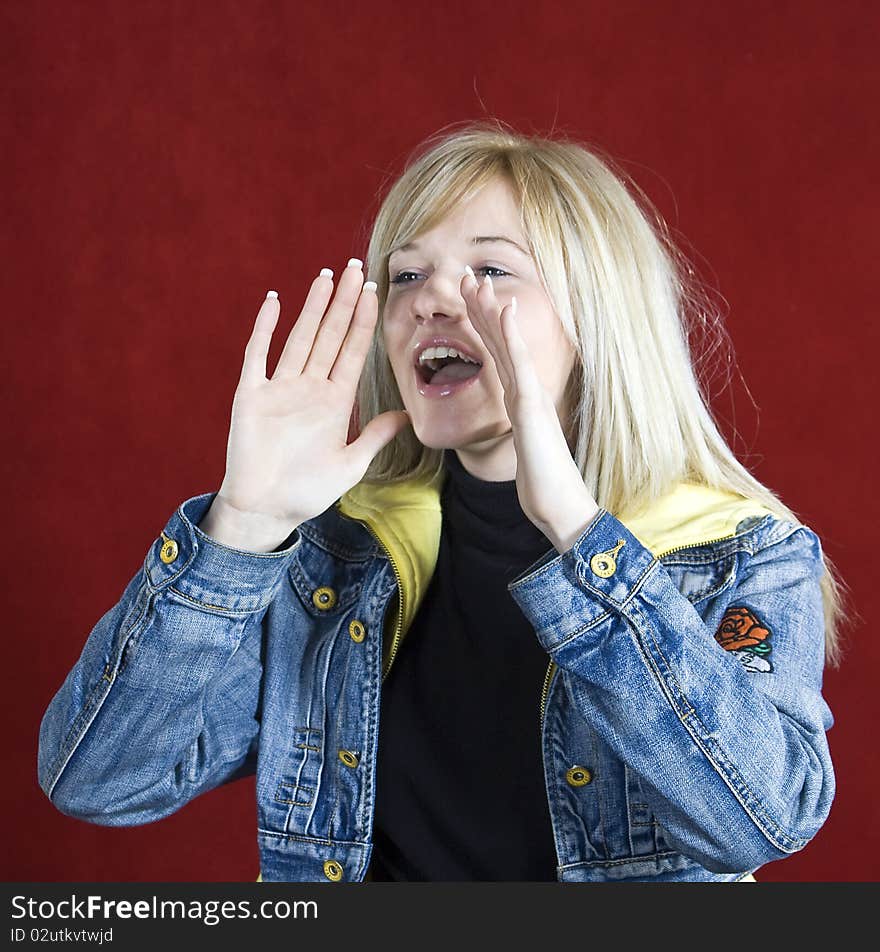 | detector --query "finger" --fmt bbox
[460,272,502,363]
[240,292,282,387]
[467,274,515,388]
[303,259,365,379]
[500,299,540,400]
[328,281,379,399]
[272,269,335,378]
